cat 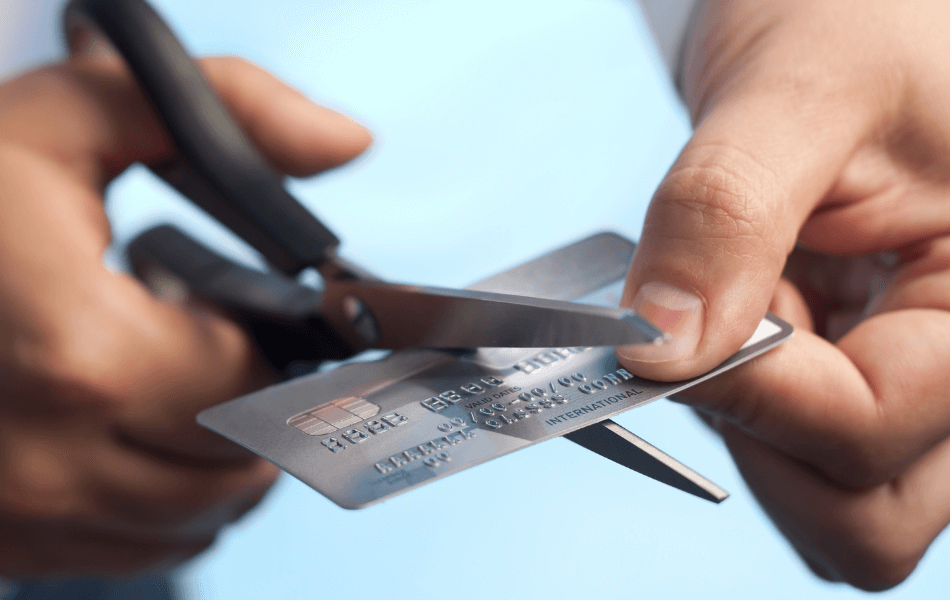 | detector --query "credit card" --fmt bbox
[199,233,792,509]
